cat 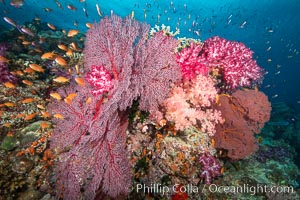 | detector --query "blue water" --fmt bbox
[1,0,299,111]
